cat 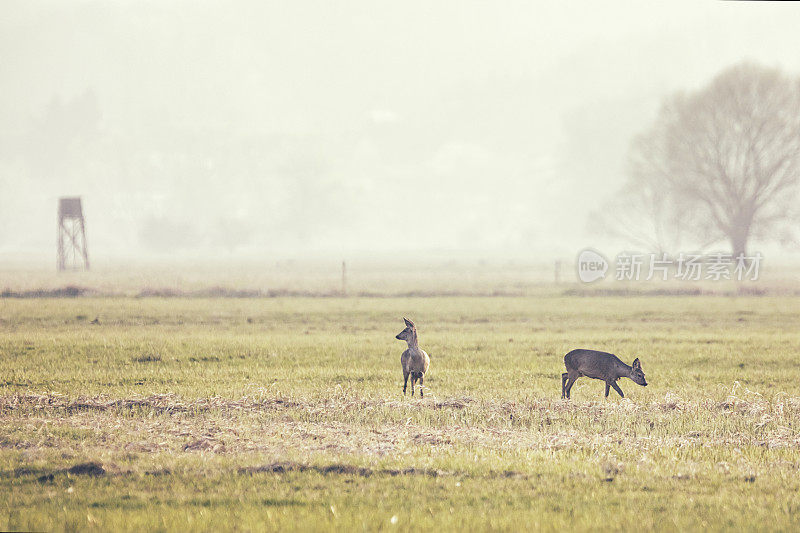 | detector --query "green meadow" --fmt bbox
[1,296,799,531]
